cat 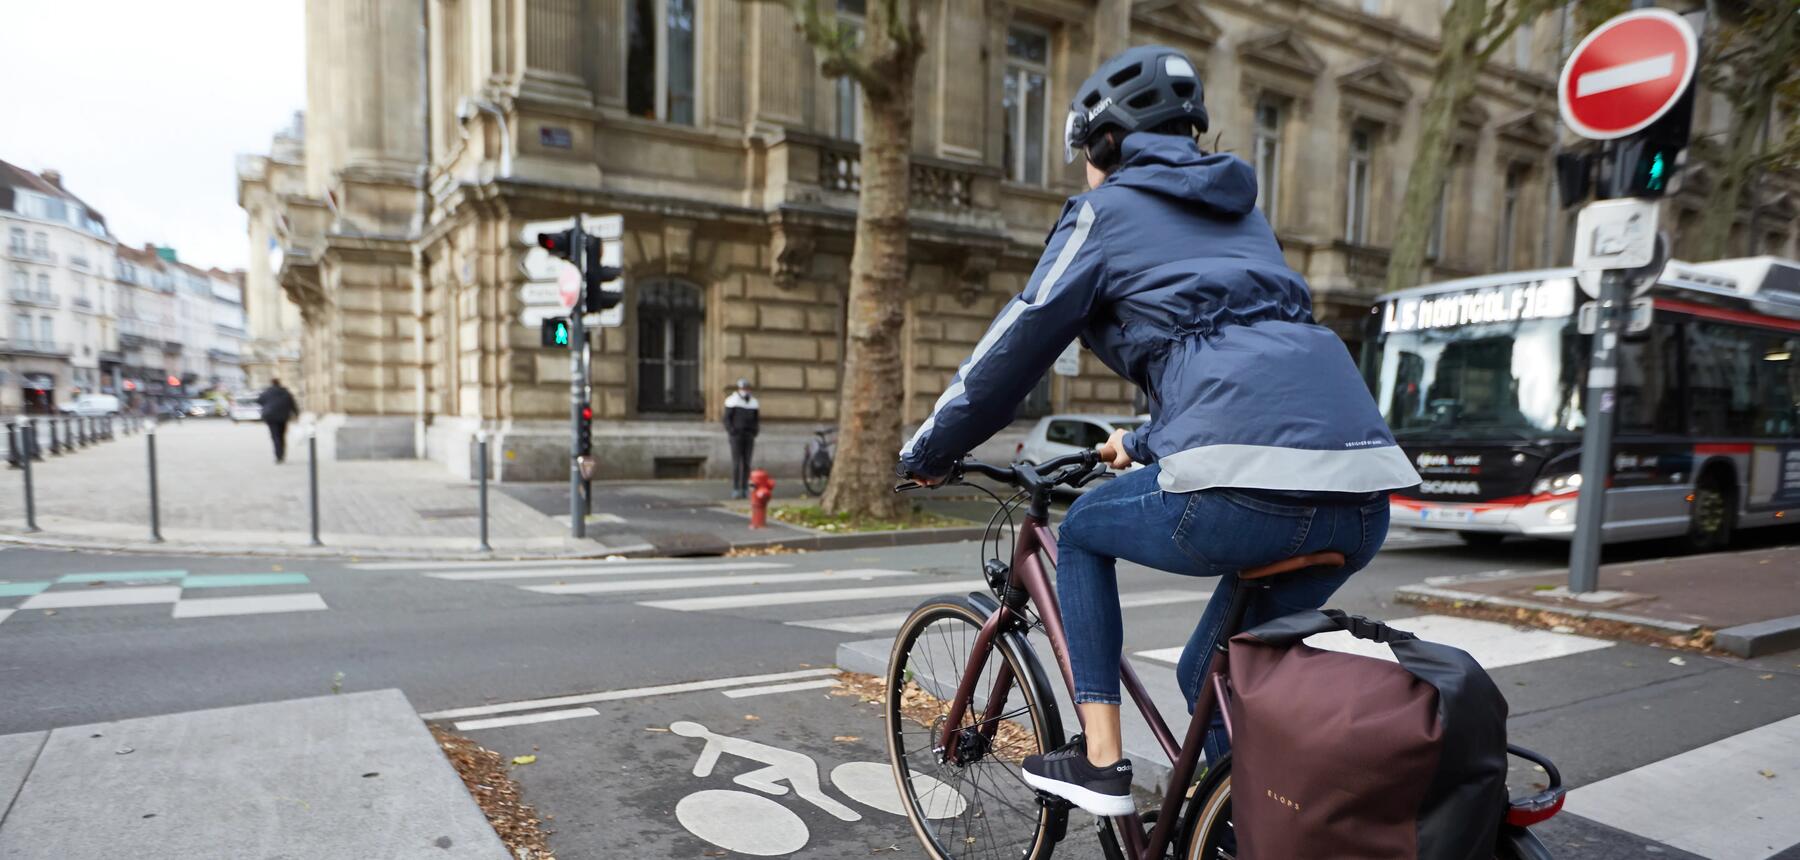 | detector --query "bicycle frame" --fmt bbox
[933,507,1253,860]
